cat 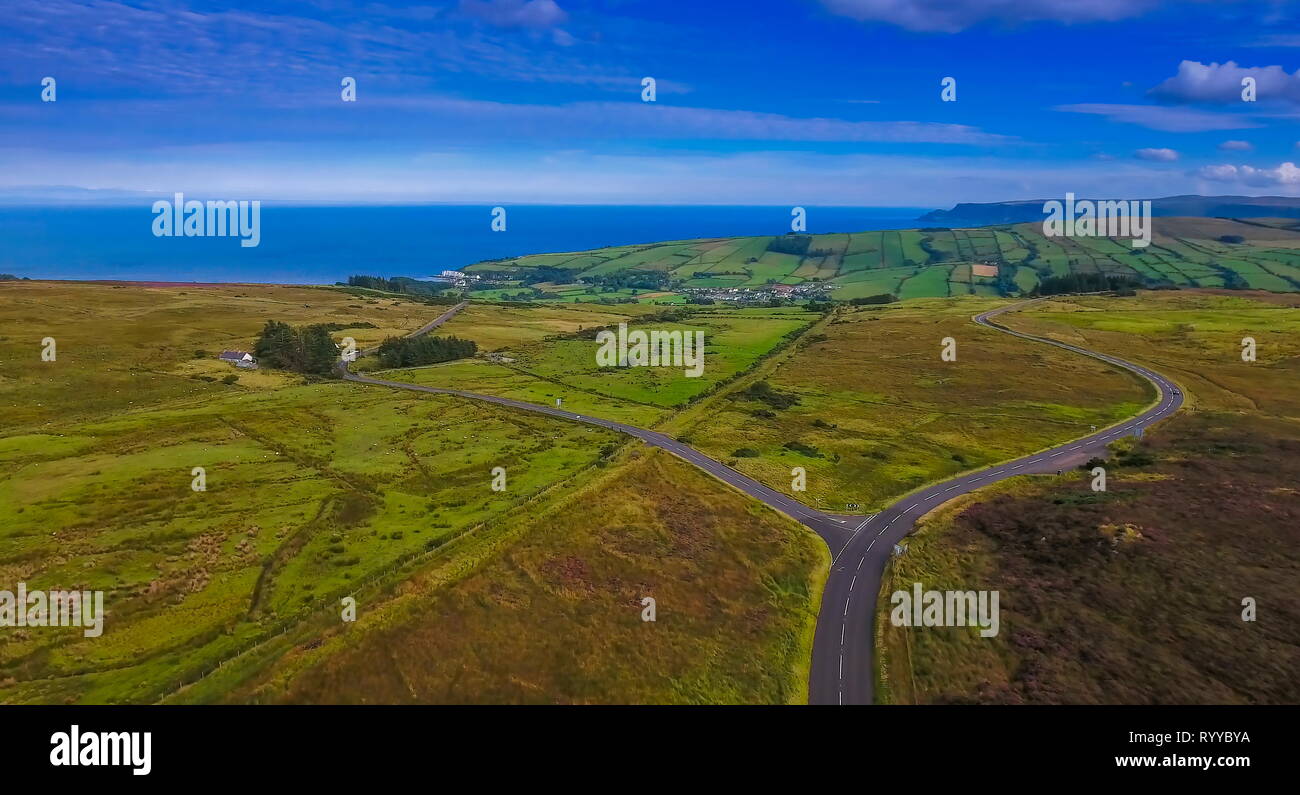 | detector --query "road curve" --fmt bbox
[340,299,863,551]
[807,298,1183,705]
[340,297,1183,706]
